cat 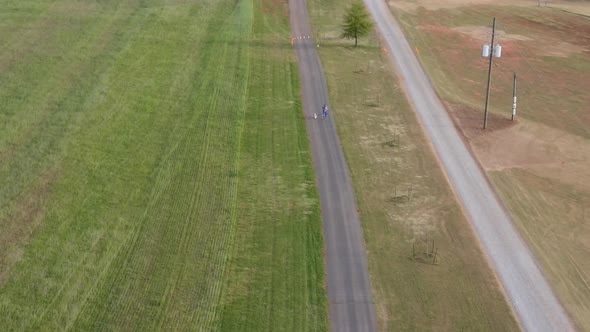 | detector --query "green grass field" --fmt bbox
[0,0,327,330]
[307,0,518,330]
